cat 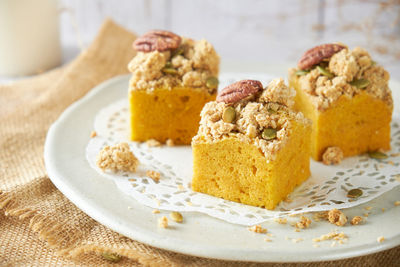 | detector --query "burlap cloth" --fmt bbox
[0,19,399,267]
